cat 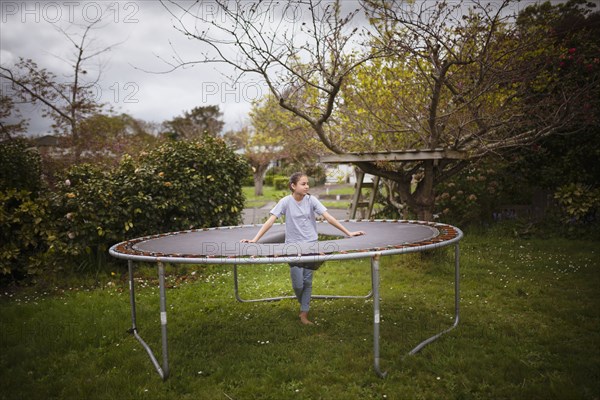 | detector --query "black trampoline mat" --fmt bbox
[111,220,460,260]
